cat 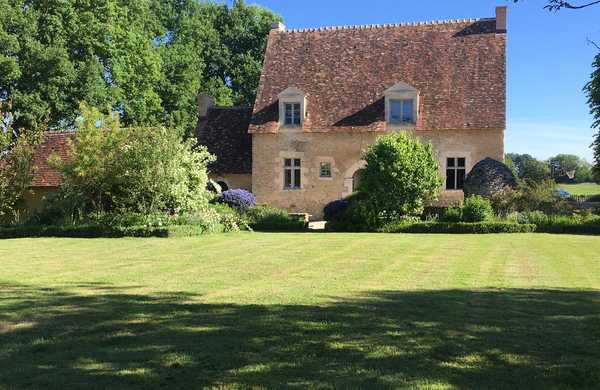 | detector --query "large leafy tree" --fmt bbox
[0,0,280,135]
[505,153,551,183]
